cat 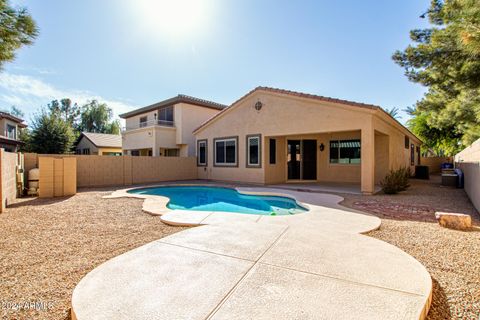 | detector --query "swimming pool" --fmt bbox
[128,186,308,215]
